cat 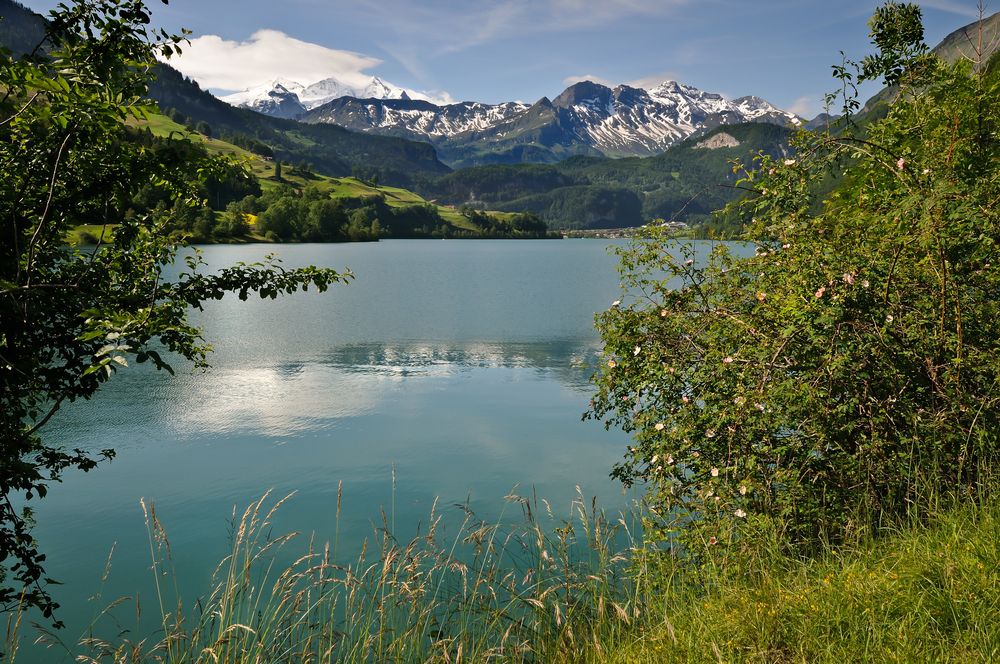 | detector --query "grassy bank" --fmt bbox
[602,500,1000,663]
[10,493,1000,662]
